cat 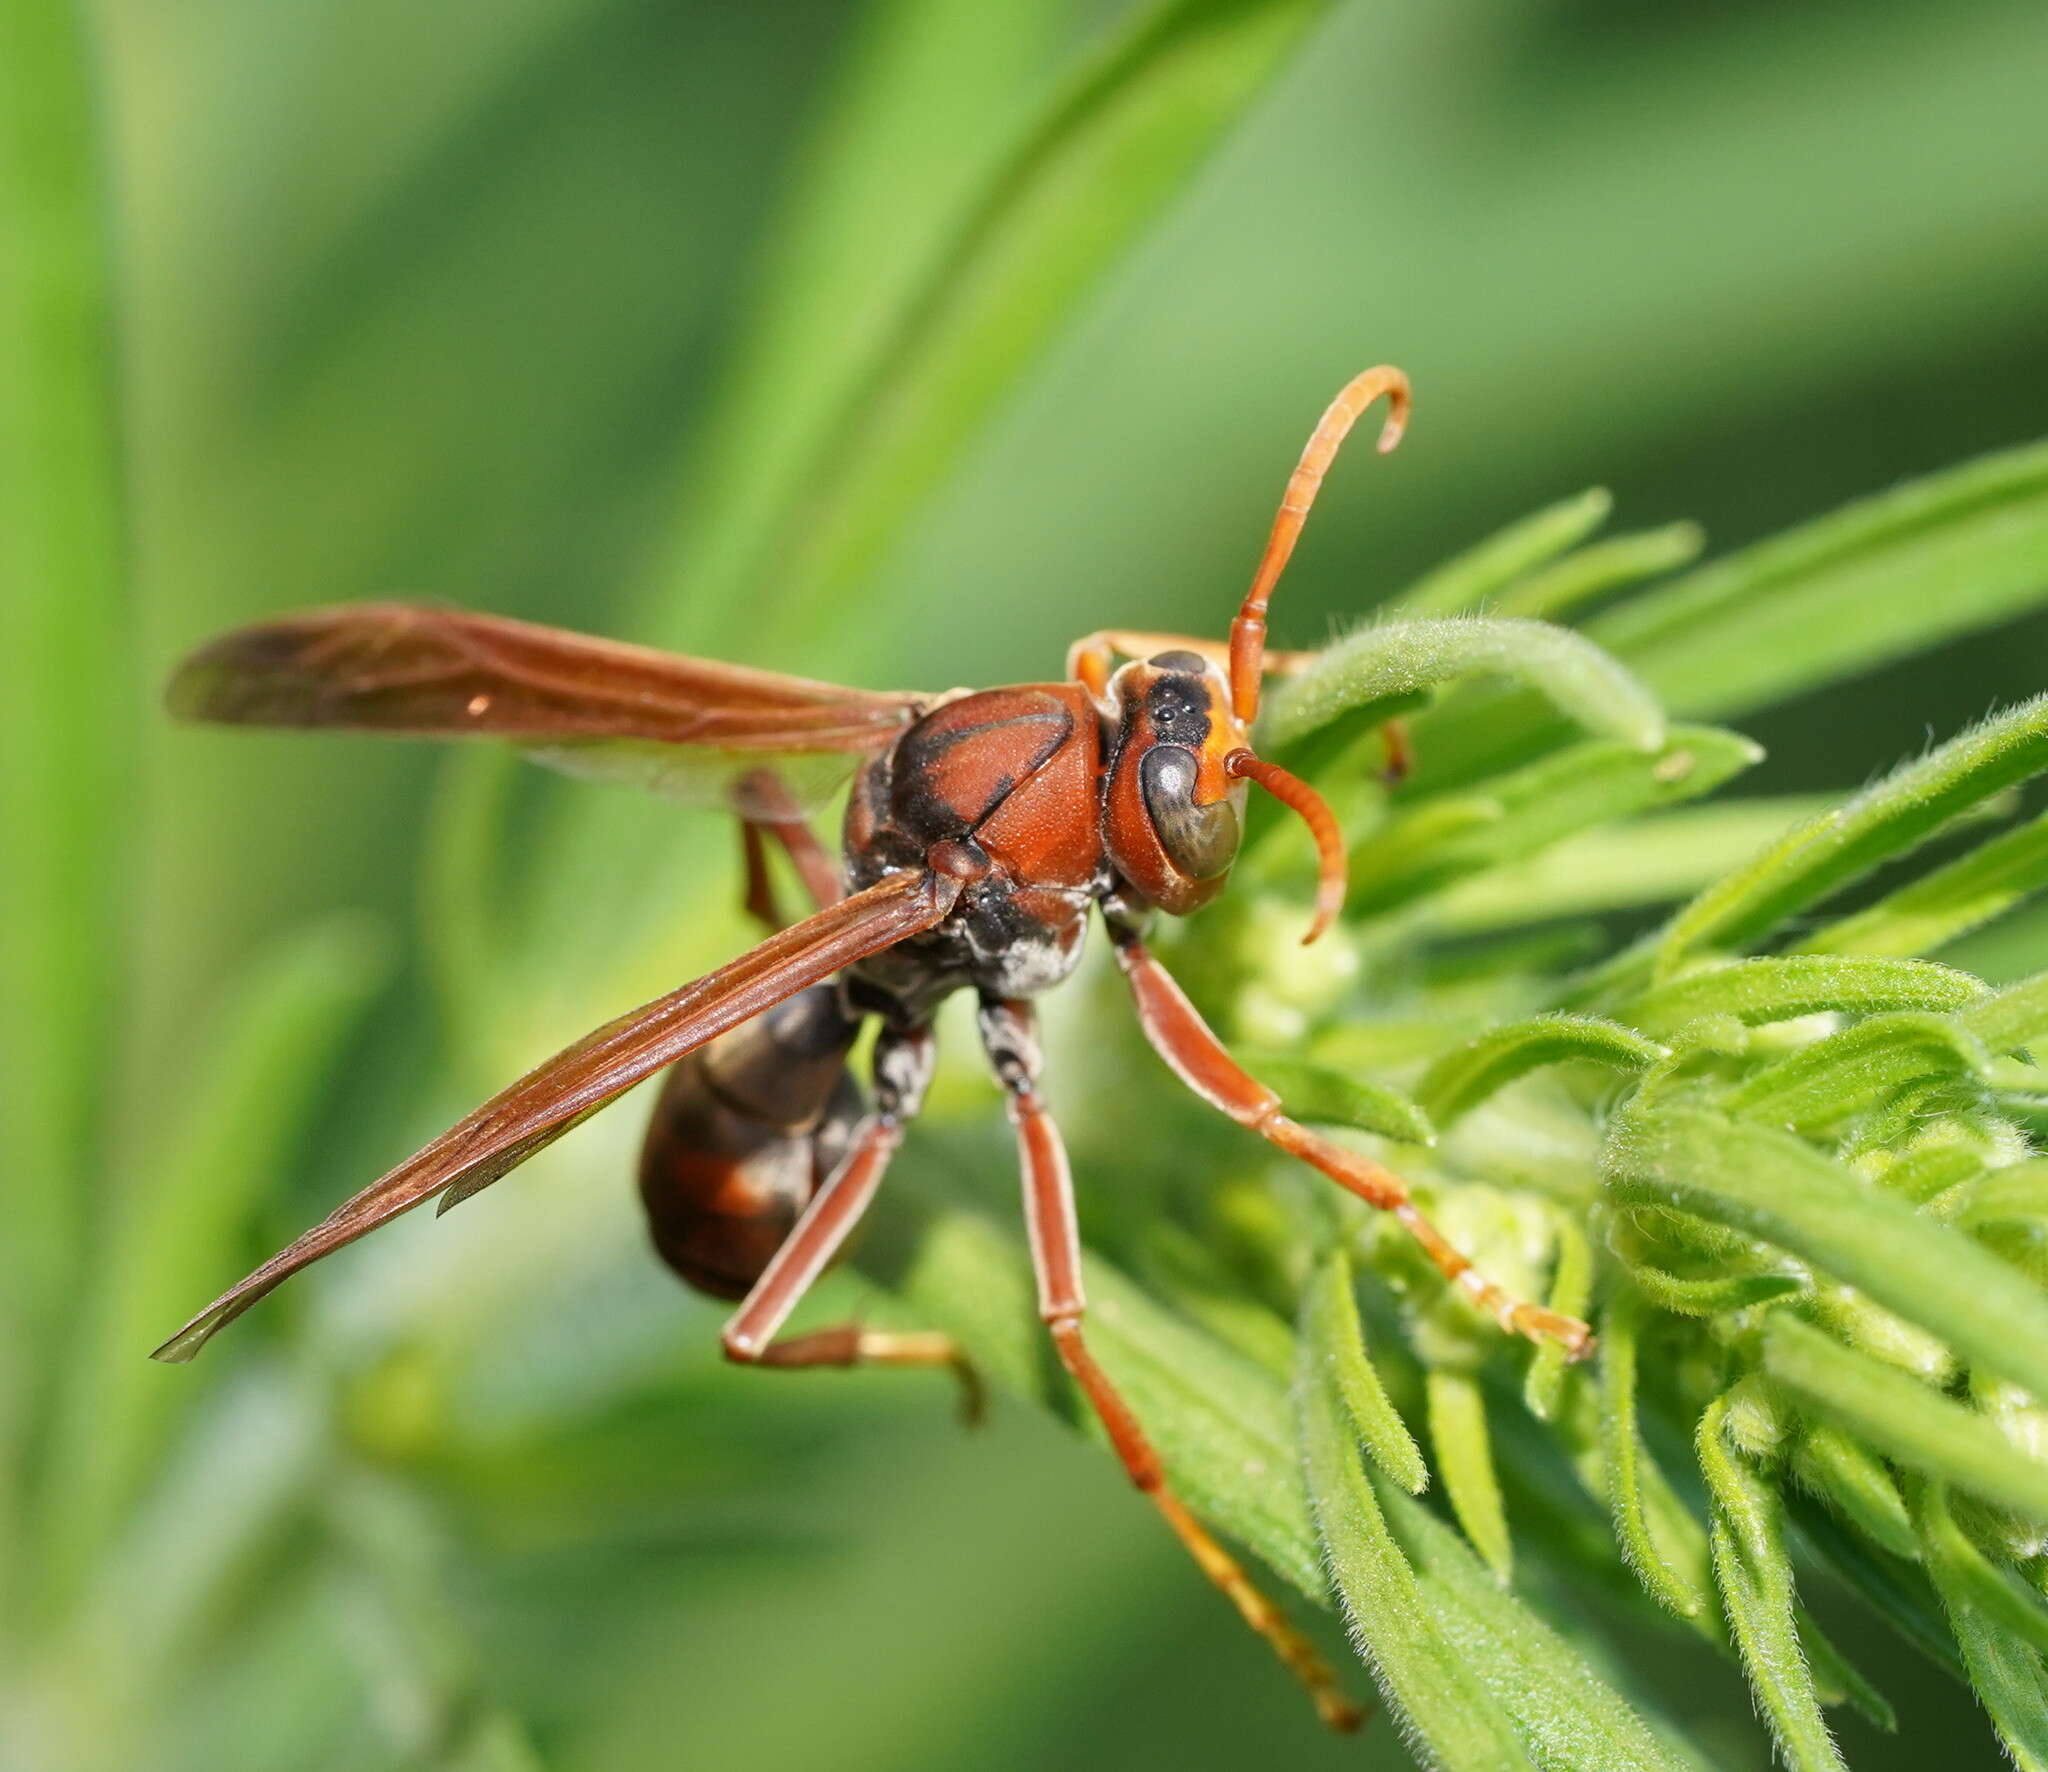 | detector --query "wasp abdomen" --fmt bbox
[637,984,863,1300]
